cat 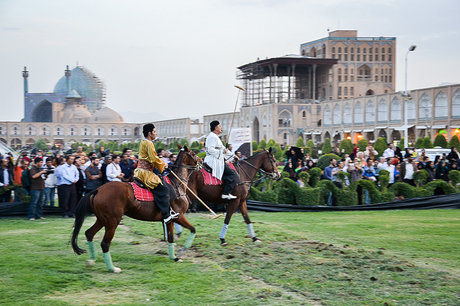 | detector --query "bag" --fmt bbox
[21,169,31,189]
